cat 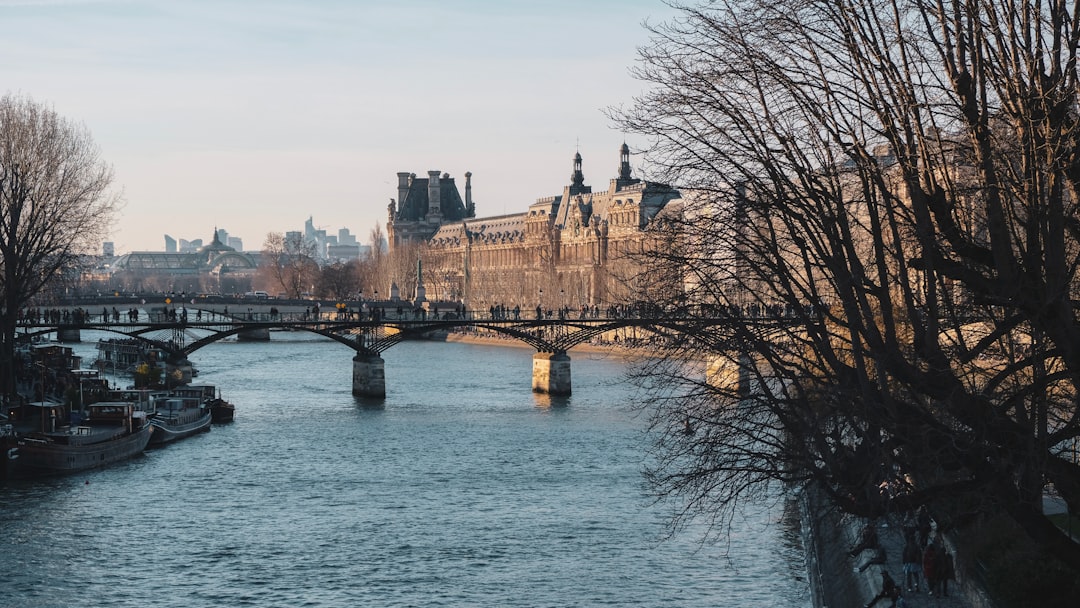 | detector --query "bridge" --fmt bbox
[16,307,789,397]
